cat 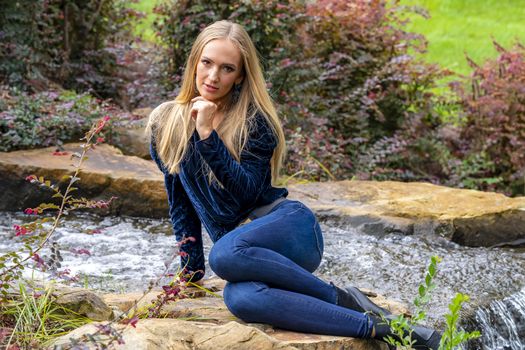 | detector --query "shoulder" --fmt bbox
[150,101,178,121]
[245,111,277,151]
